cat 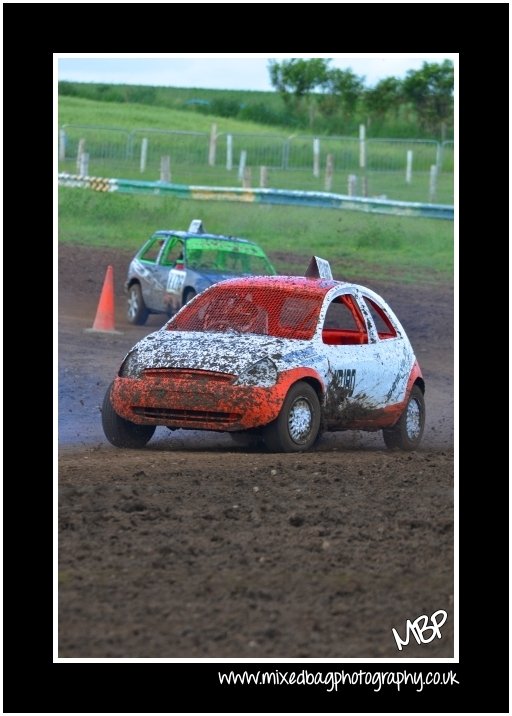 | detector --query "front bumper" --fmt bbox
[110,367,317,431]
